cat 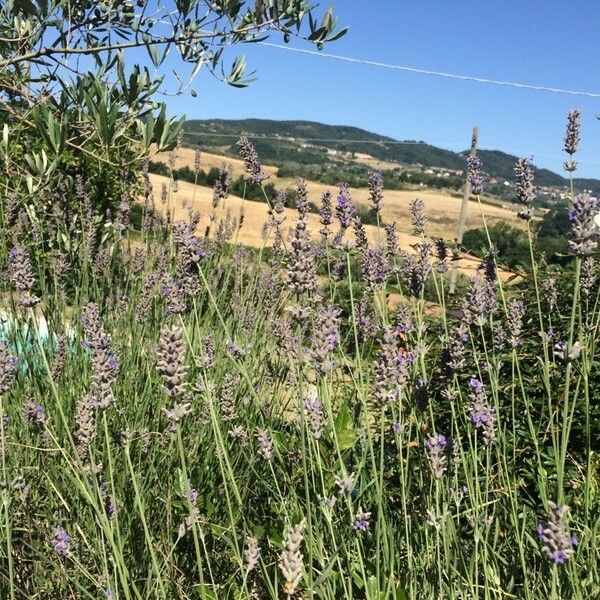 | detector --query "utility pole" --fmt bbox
[449,126,479,295]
